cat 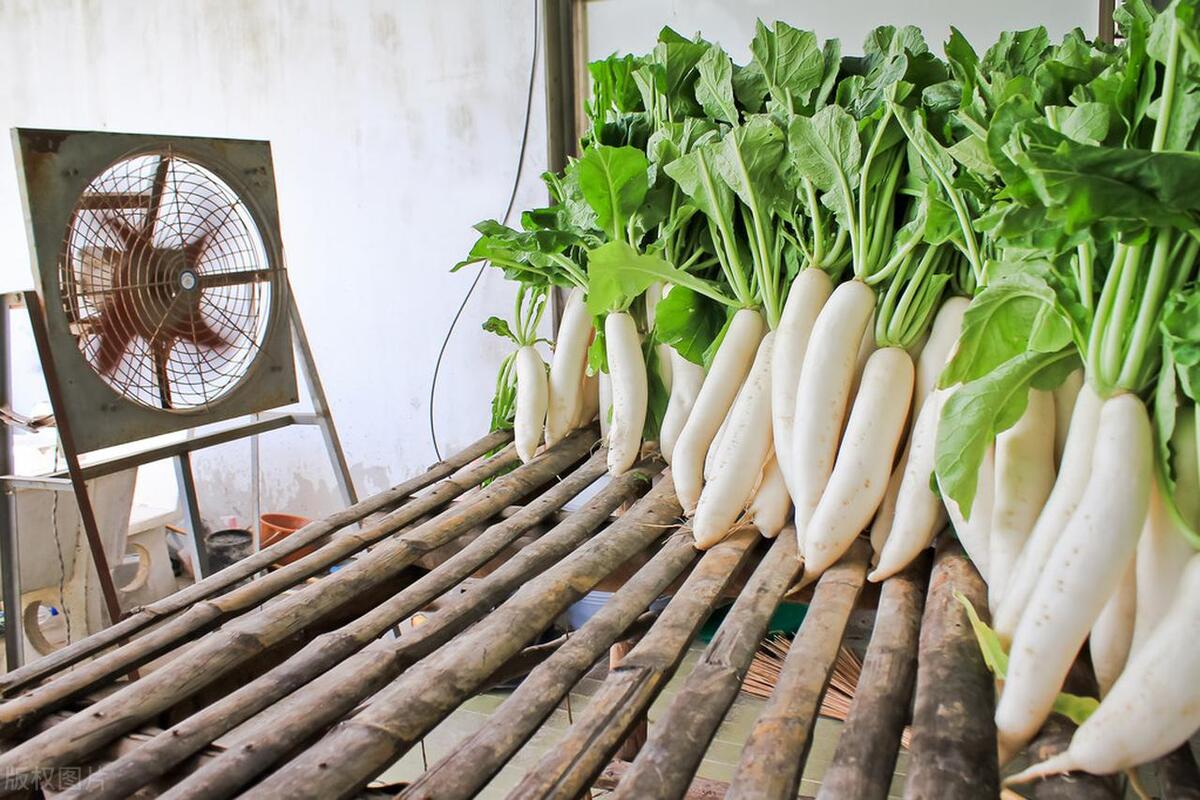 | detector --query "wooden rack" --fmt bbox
[0,428,1196,799]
